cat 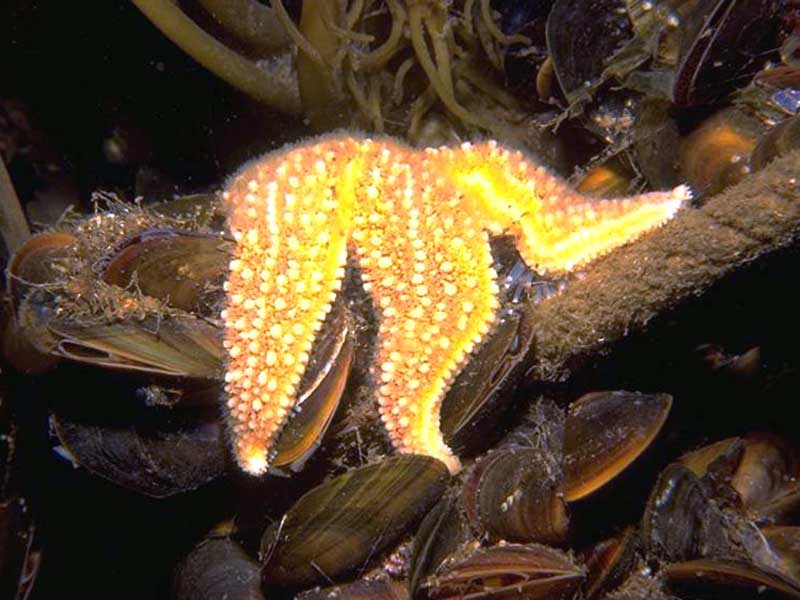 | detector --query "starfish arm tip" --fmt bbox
[233,437,271,476]
[672,183,693,209]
